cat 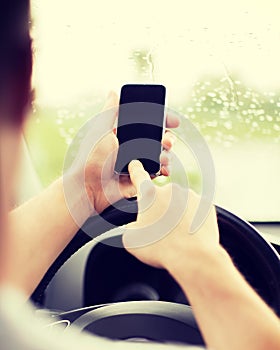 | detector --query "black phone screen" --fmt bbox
[114,84,166,175]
